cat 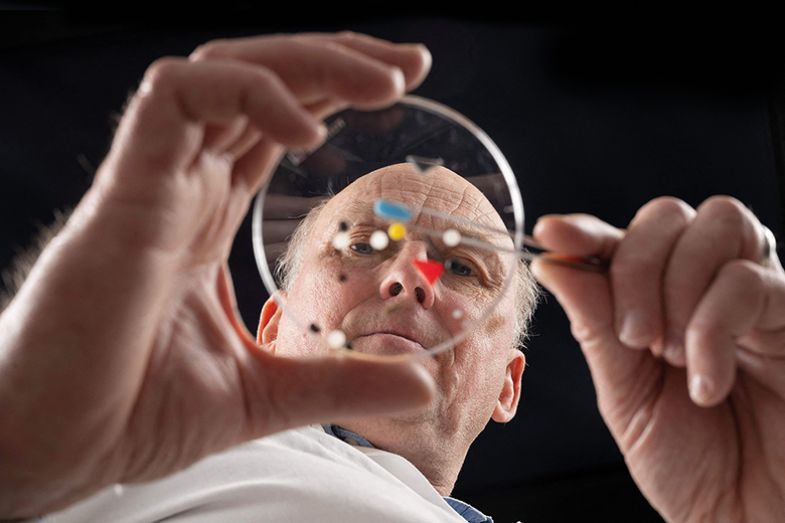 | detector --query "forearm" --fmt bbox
[0,208,94,517]
[0,208,73,313]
